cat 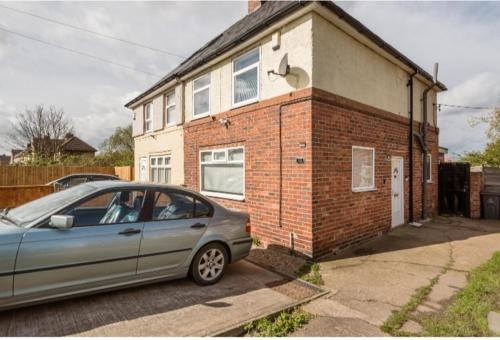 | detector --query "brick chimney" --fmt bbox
[248,0,266,13]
